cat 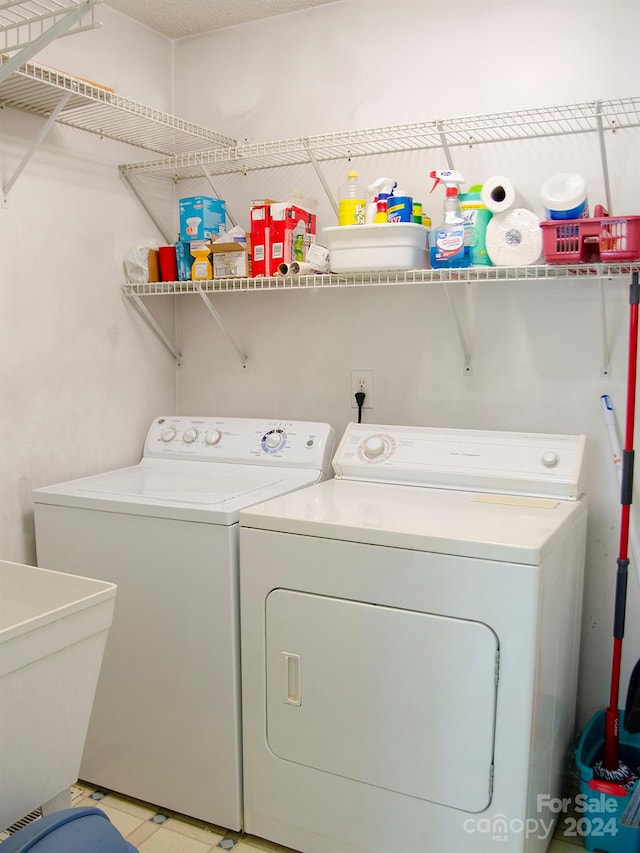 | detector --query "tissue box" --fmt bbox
[270,204,317,271]
[179,196,226,241]
[211,237,252,278]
